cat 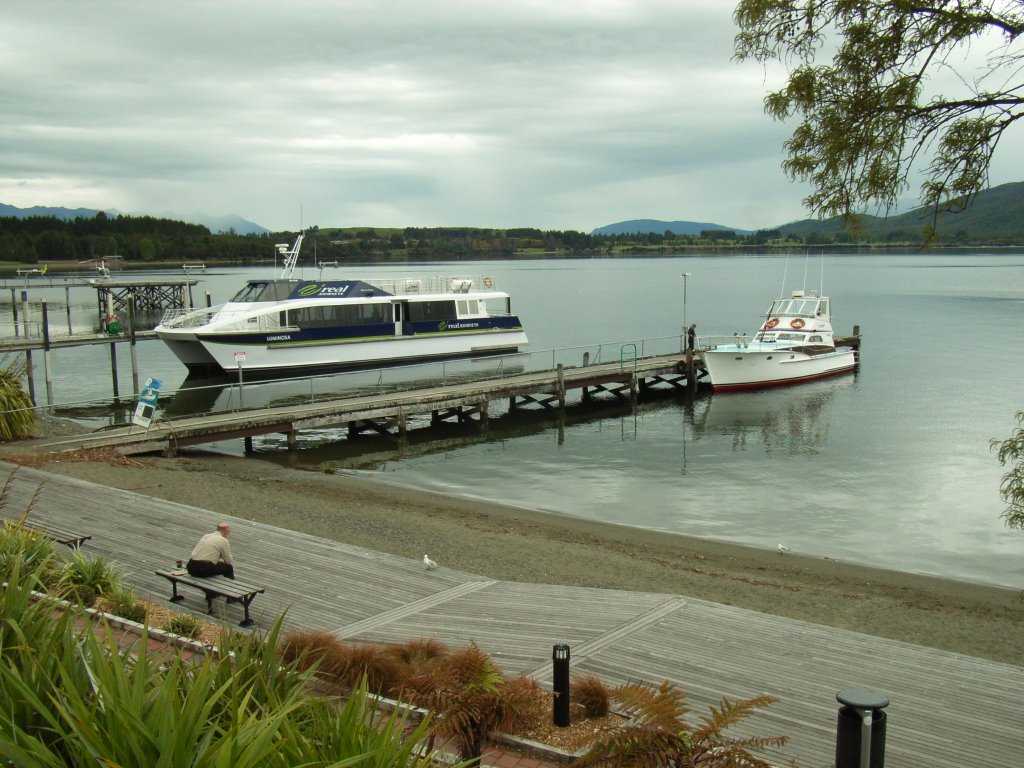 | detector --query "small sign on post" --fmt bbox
[235,351,246,408]
[131,377,162,428]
